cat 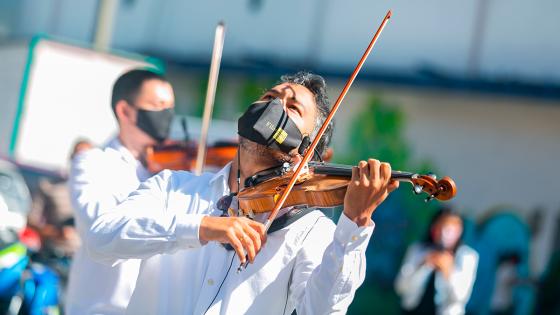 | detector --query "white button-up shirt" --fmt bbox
[66,138,151,315]
[88,163,375,314]
[394,243,479,315]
